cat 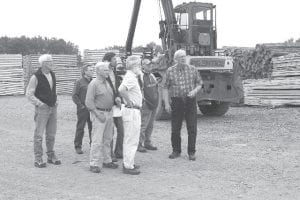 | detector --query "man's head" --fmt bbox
[95,62,110,79]
[141,58,152,73]
[38,54,53,73]
[102,52,117,68]
[82,64,94,79]
[126,55,142,75]
[174,49,187,65]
